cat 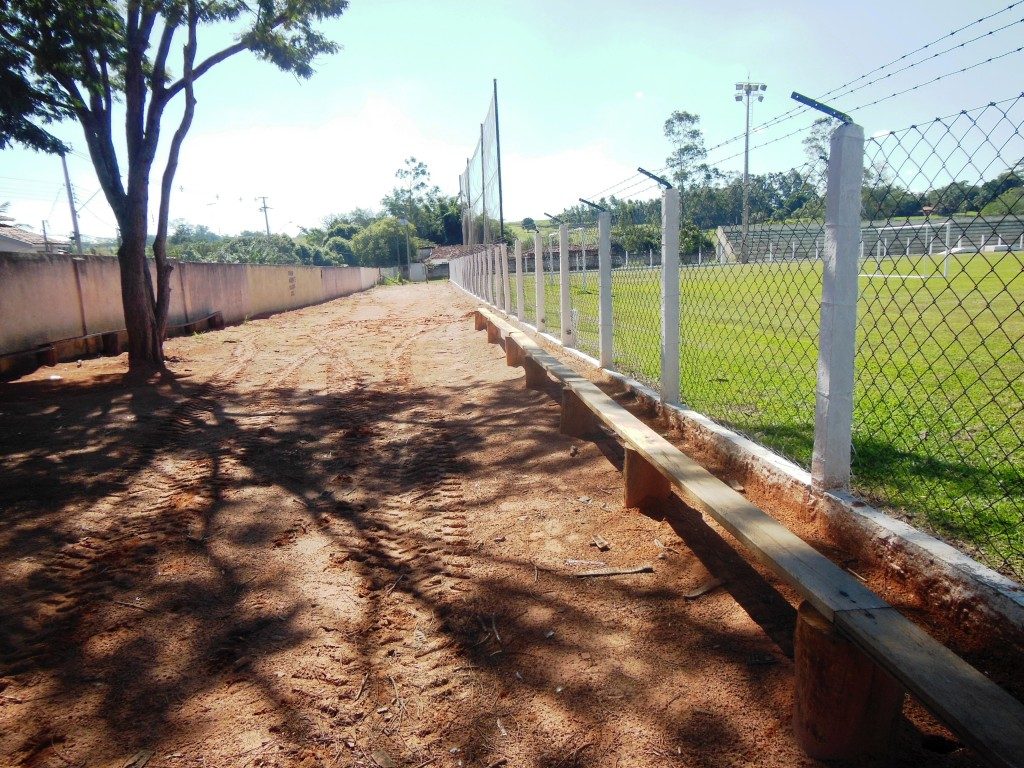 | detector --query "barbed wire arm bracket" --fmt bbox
[637,167,673,189]
[578,198,607,212]
[790,92,854,124]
